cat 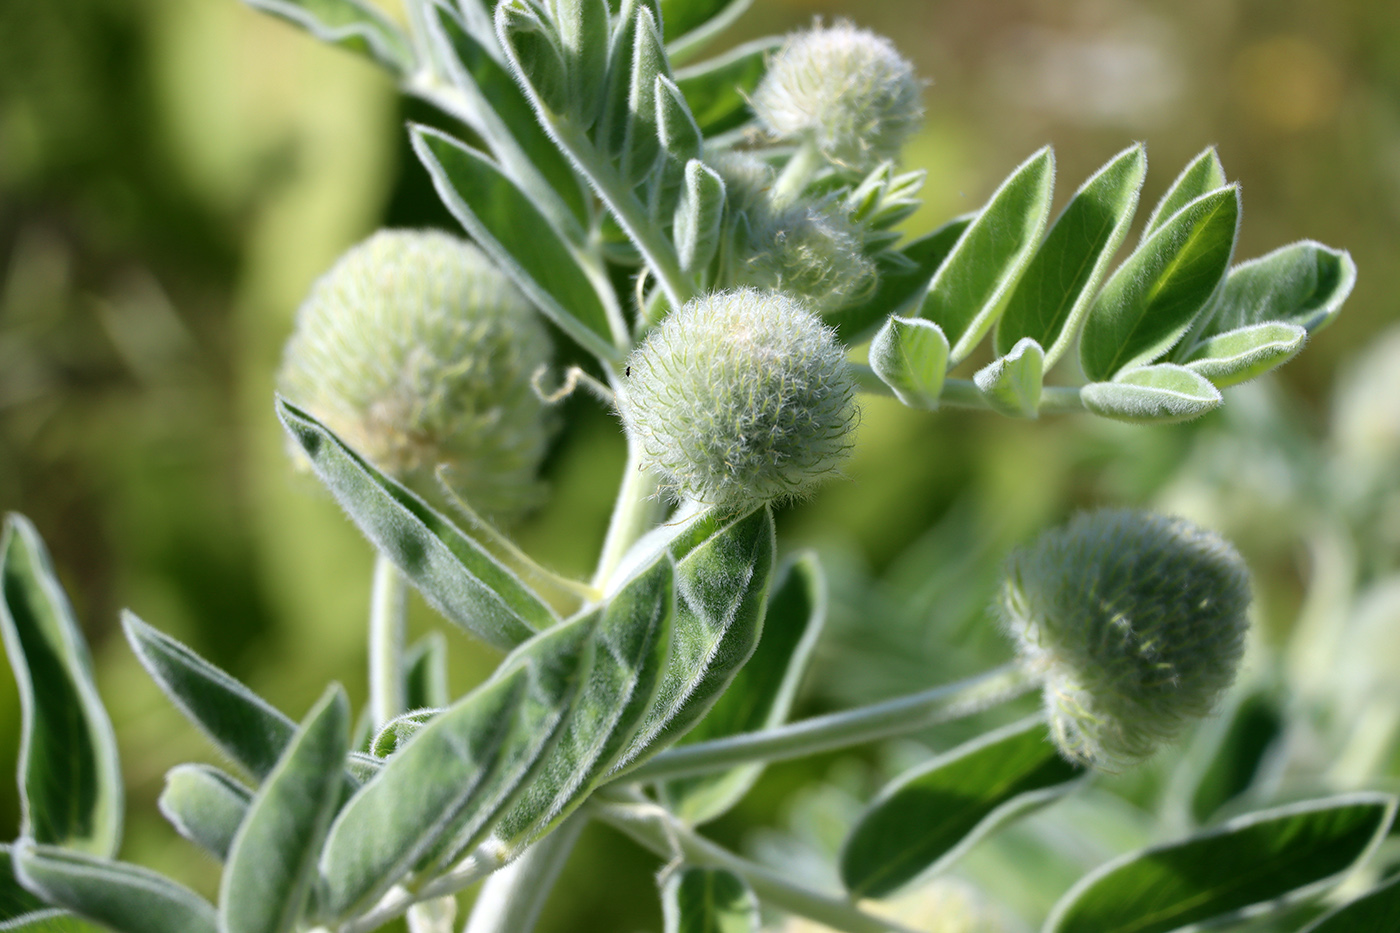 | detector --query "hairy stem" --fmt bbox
[592,428,664,590]
[852,365,1087,415]
[771,138,823,208]
[369,552,408,728]
[462,816,587,933]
